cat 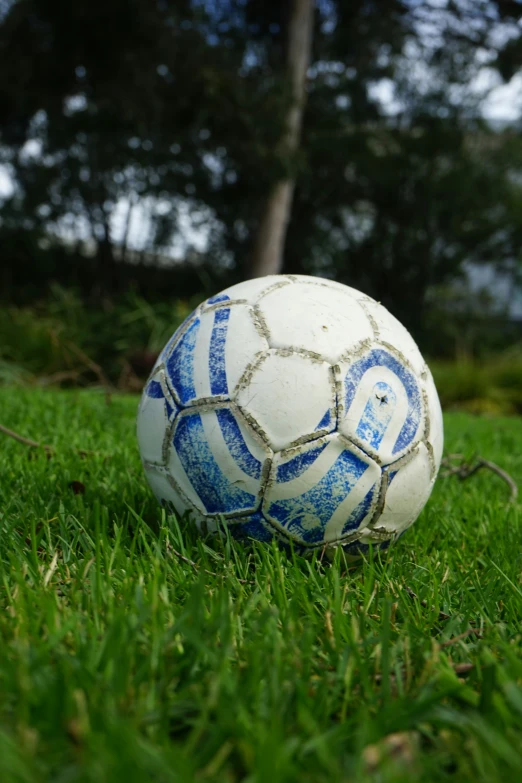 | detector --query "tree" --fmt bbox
[0,0,263,293]
[270,0,522,331]
[2,0,522,341]
[248,0,314,278]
